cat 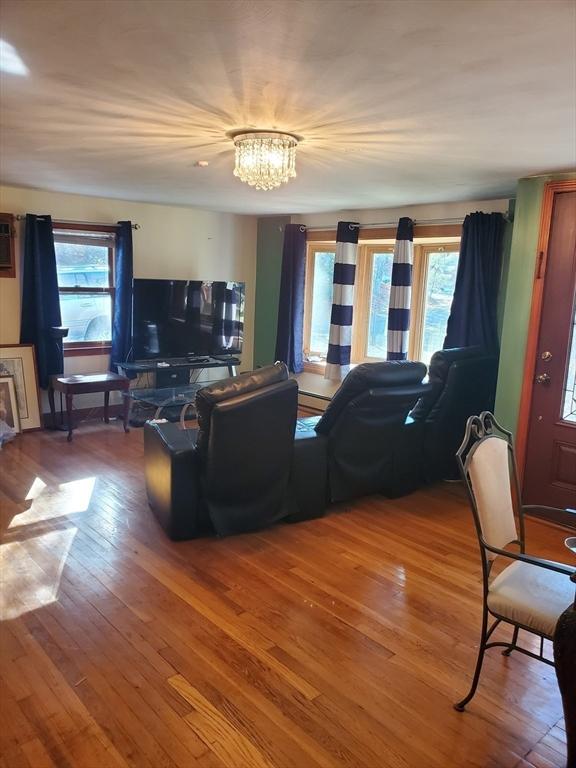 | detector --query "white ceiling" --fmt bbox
[1,0,575,215]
